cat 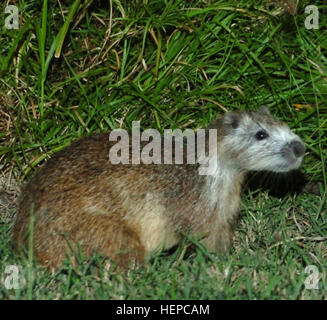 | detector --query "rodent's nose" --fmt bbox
[290,140,306,158]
